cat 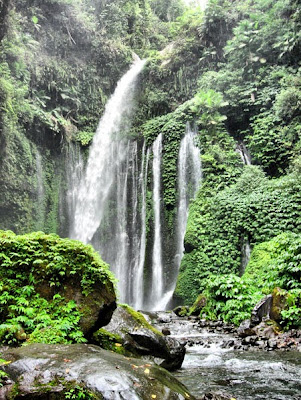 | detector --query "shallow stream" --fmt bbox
[153,313,301,399]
